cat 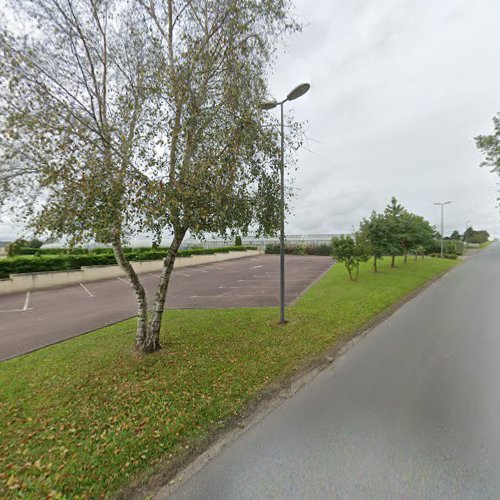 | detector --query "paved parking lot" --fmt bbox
[0,255,332,361]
